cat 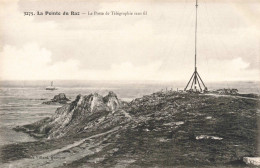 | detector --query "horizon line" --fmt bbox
[0,79,259,83]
